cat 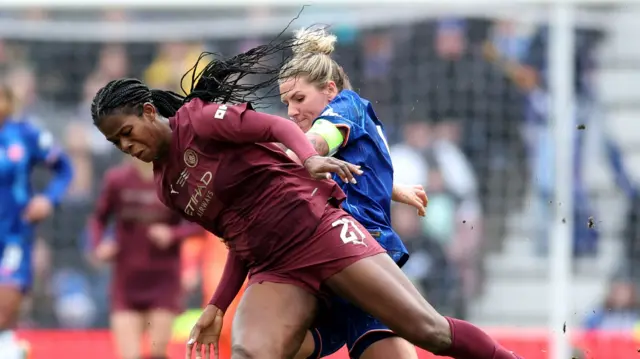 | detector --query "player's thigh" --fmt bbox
[293,331,316,359]
[231,281,317,359]
[323,253,451,352]
[146,308,177,356]
[360,337,417,359]
[0,240,30,329]
[110,310,145,359]
[0,286,22,328]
